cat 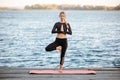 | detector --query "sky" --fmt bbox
[0,0,120,8]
